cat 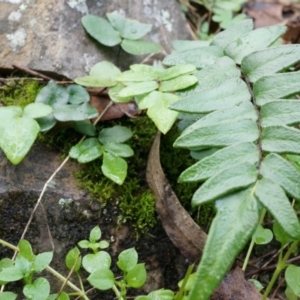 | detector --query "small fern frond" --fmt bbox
[164,19,300,300]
